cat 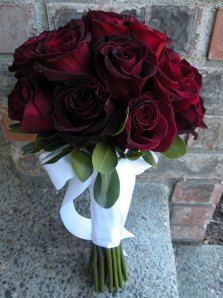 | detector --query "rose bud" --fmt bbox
[8,76,54,133]
[95,36,157,103]
[152,48,202,113]
[115,94,177,152]
[10,20,92,80]
[175,98,207,138]
[53,75,122,147]
[86,10,167,59]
